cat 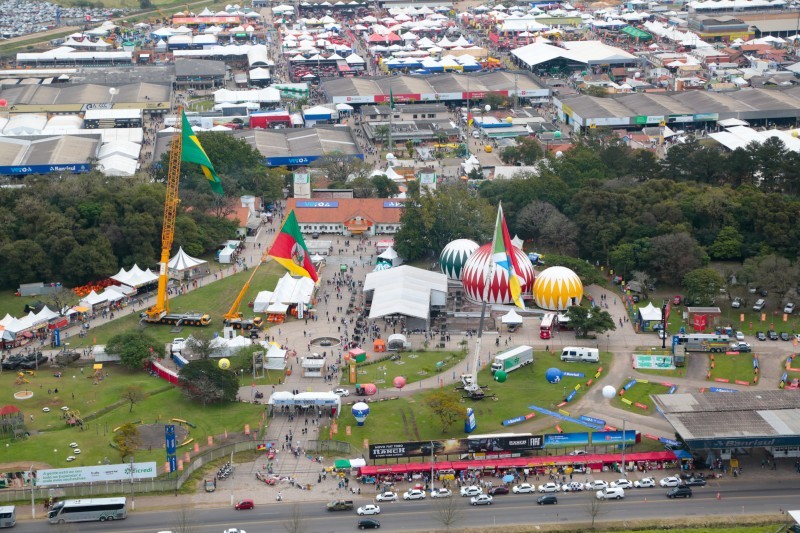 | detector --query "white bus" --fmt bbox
[0,506,15,528]
[48,497,127,524]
